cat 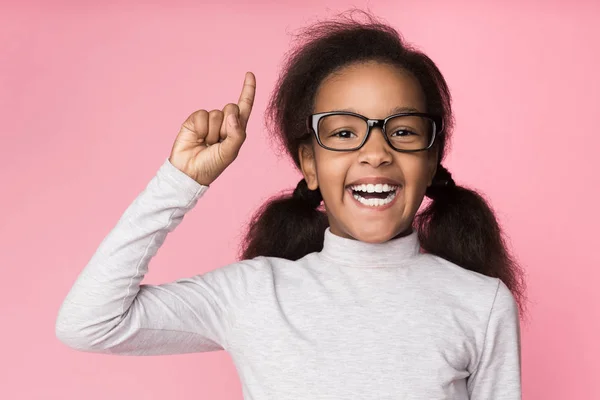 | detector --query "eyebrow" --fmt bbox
[334,106,423,114]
